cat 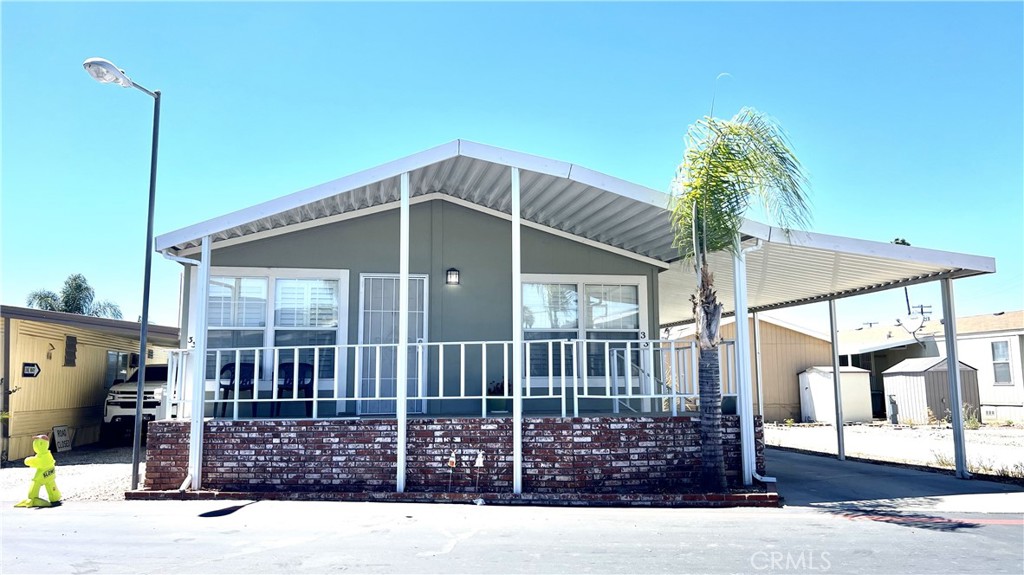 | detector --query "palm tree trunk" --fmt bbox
[699,345,727,491]
[694,262,727,491]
